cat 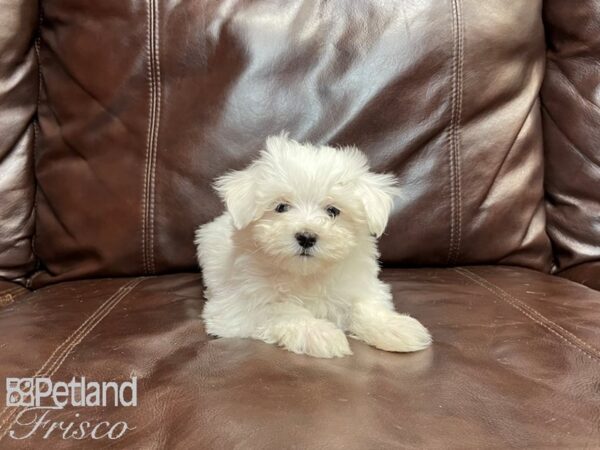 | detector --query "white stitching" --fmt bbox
[142,0,157,275]
[148,0,161,275]
[0,281,139,432]
[141,0,153,275]
[453,0,463,263]
[462,269,600,357]
[0,279,143,439]
[447,0,464,265]
[447,0,457,264]
[142,0,161,275]
[455,268,600,363]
